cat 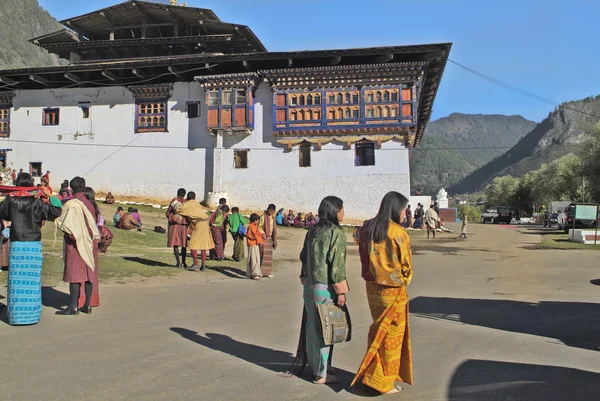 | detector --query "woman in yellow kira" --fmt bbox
[352,191,413,395]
